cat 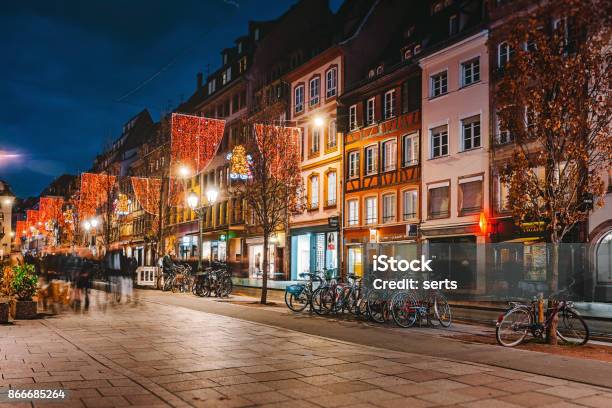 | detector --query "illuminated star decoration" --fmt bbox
[226,145,252,180]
